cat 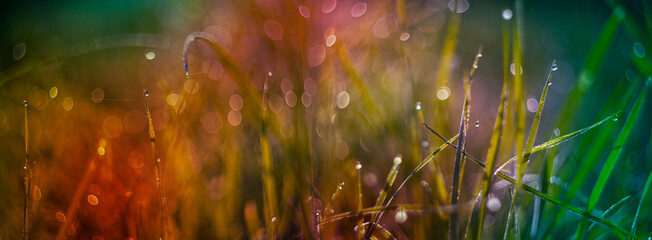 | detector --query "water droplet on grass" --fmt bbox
[502,9,513,20]
[355,162,362,170]
[144,90,150,96]
[551,63,558,71]
[23,100,28,106]
[415,102,421,110]
[474,122,480,127]
[393,155,402,165]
